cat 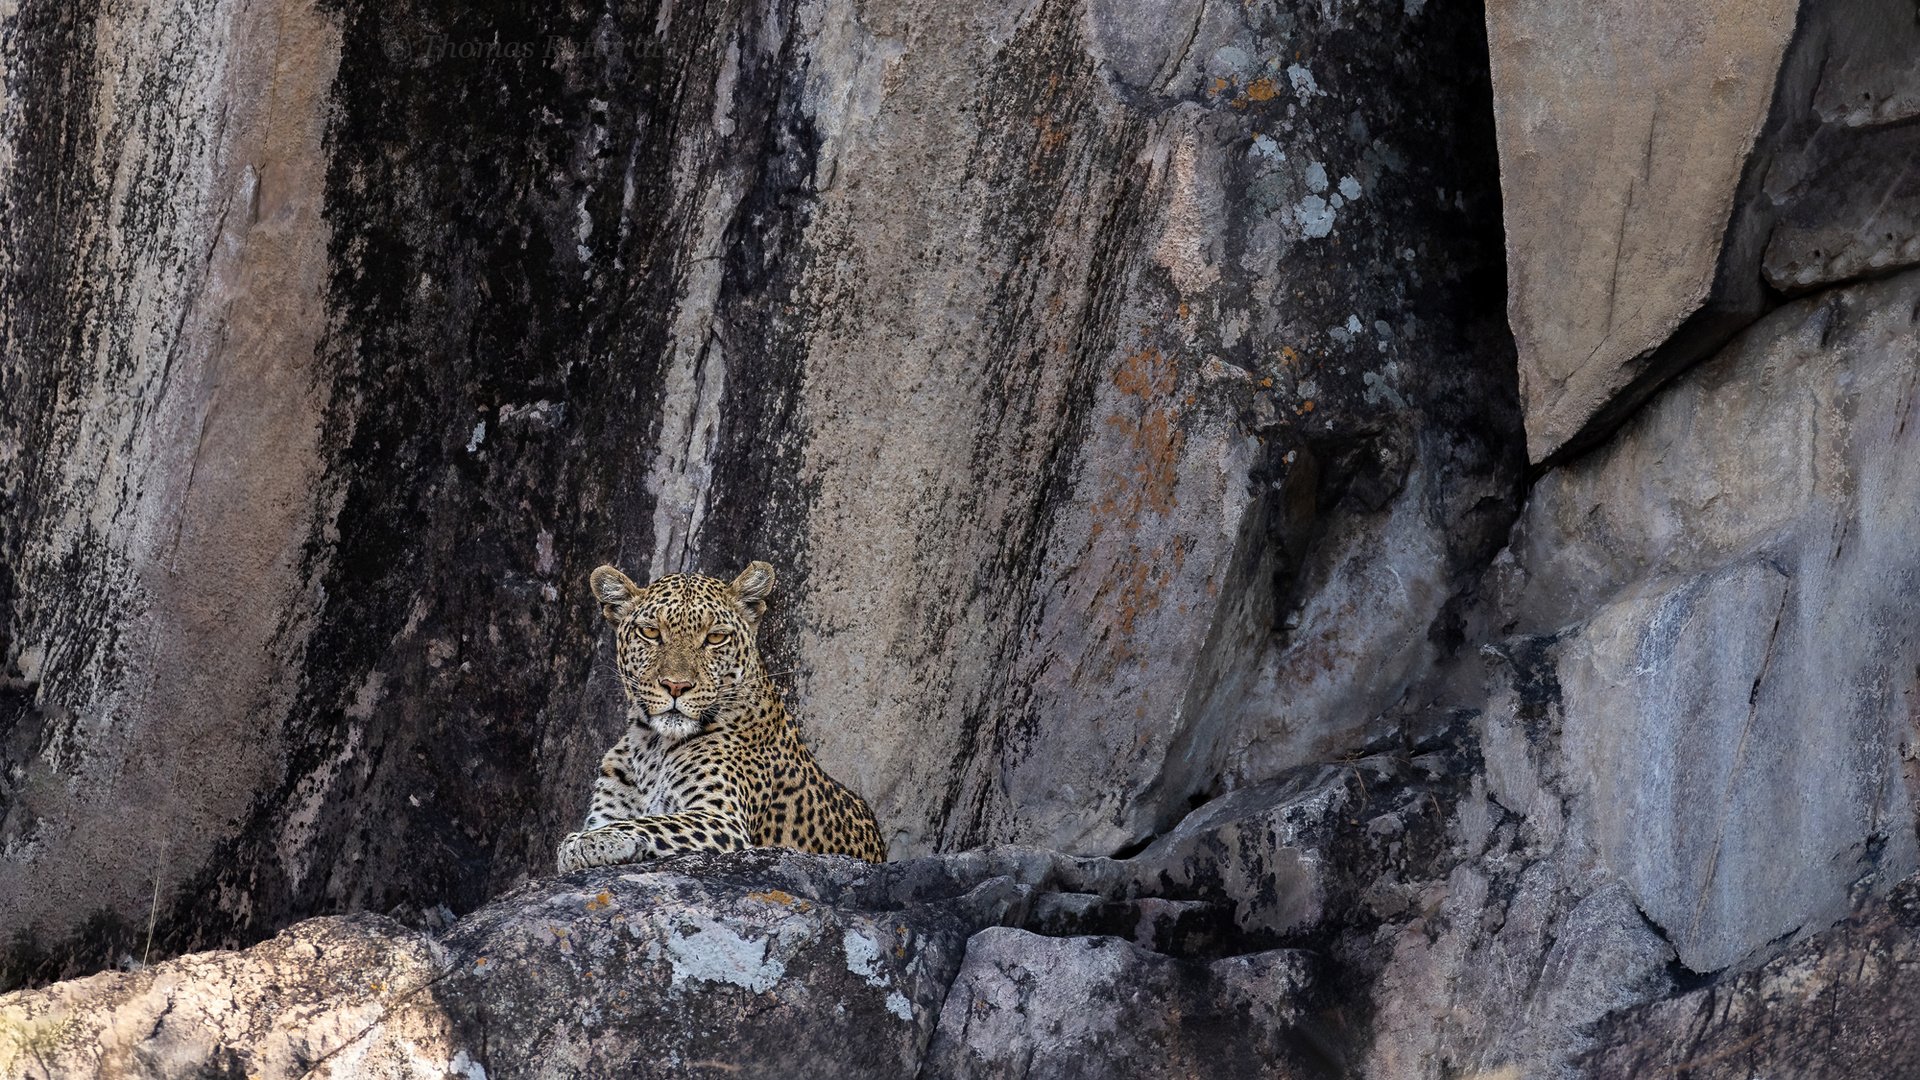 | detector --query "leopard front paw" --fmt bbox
[557,826,645,872]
